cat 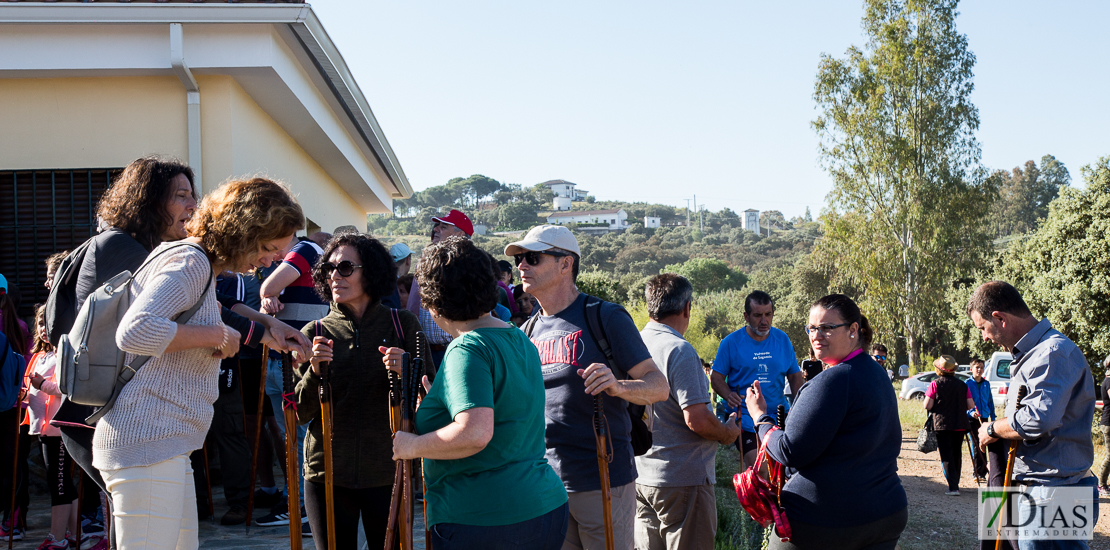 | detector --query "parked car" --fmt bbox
[956,364,971,374]
[983,351,1014,403]
[899,371,972,400]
